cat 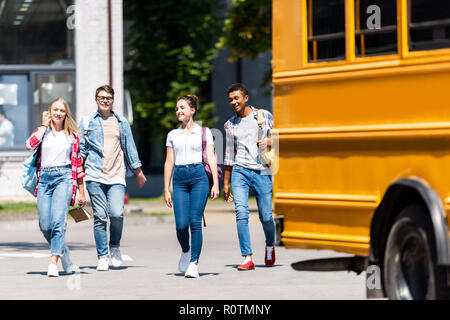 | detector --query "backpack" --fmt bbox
[21,146,40,196]
[201,127,223,190]
[257,109,275,169]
